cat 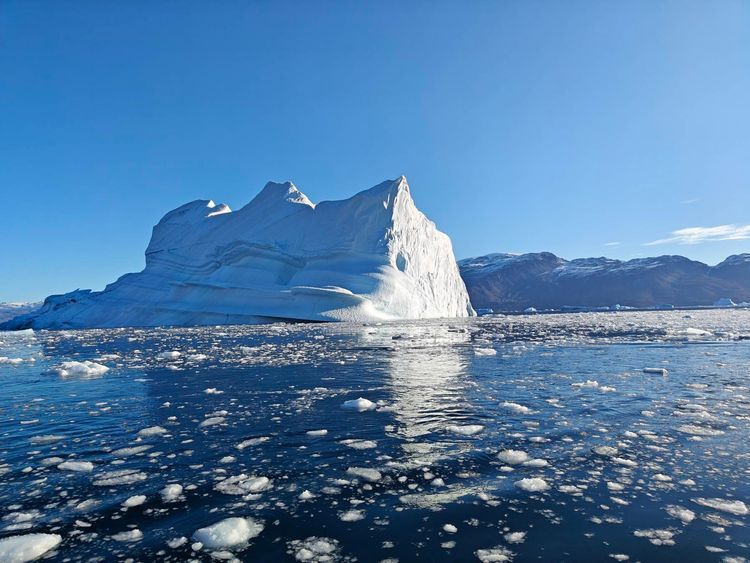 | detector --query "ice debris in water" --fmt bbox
[111,529,143,542]
[192,517,264,549]
[497,450,529,465]
[643,367,669,376]
[346,467,382,482]
[514,477,550,492]
[287,536,342,562]
[215,475,271,495]
[341,397,376,411]
[160,484,183,502]
[54,360,109,378]
[691,498,748,516]
[137,426,168,437]
[446,424,484,435]
[475,546,514,562]
[474,347,497,356]
[122,495,146,508]
[0,533,62,563]
[57,460,94,472]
